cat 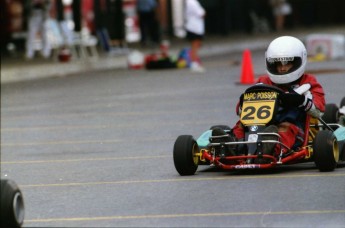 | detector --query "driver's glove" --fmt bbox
[299,90,313,112]
[280,90,314,112]
[280,91,305,107]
